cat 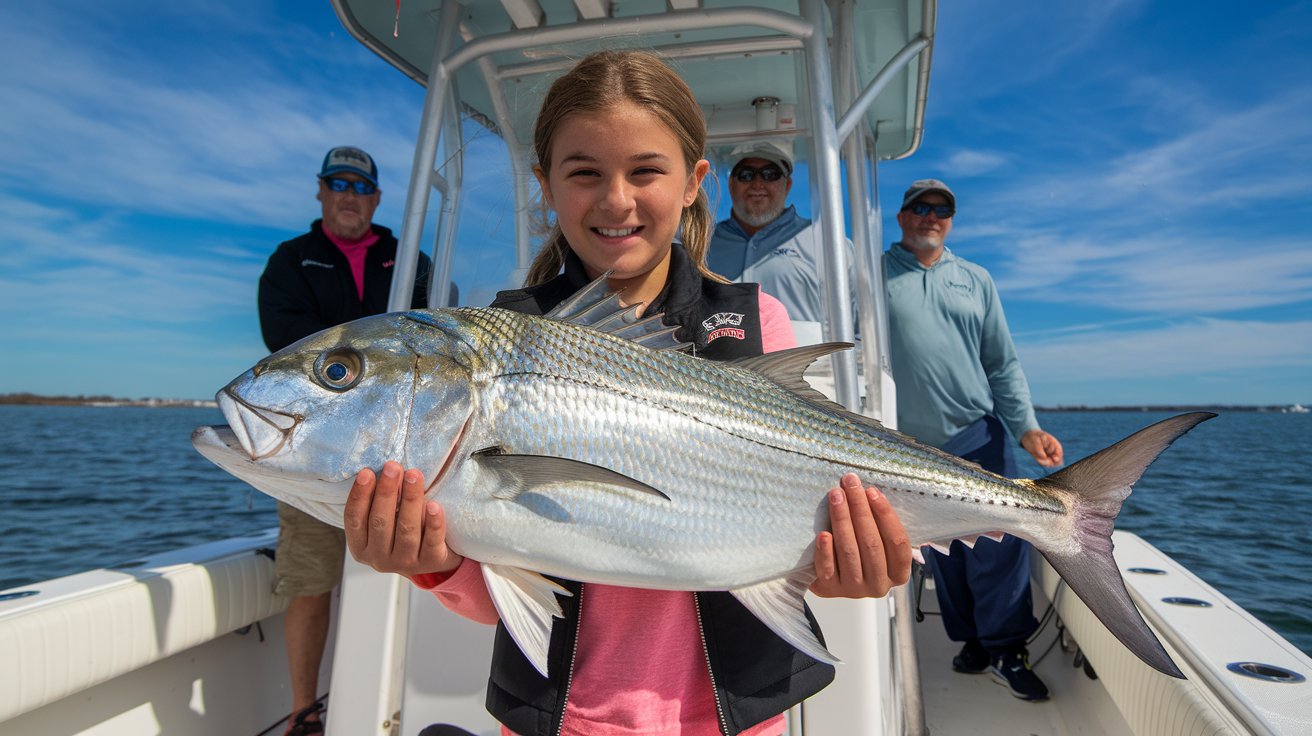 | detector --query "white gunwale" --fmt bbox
[3,2,1309,735]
